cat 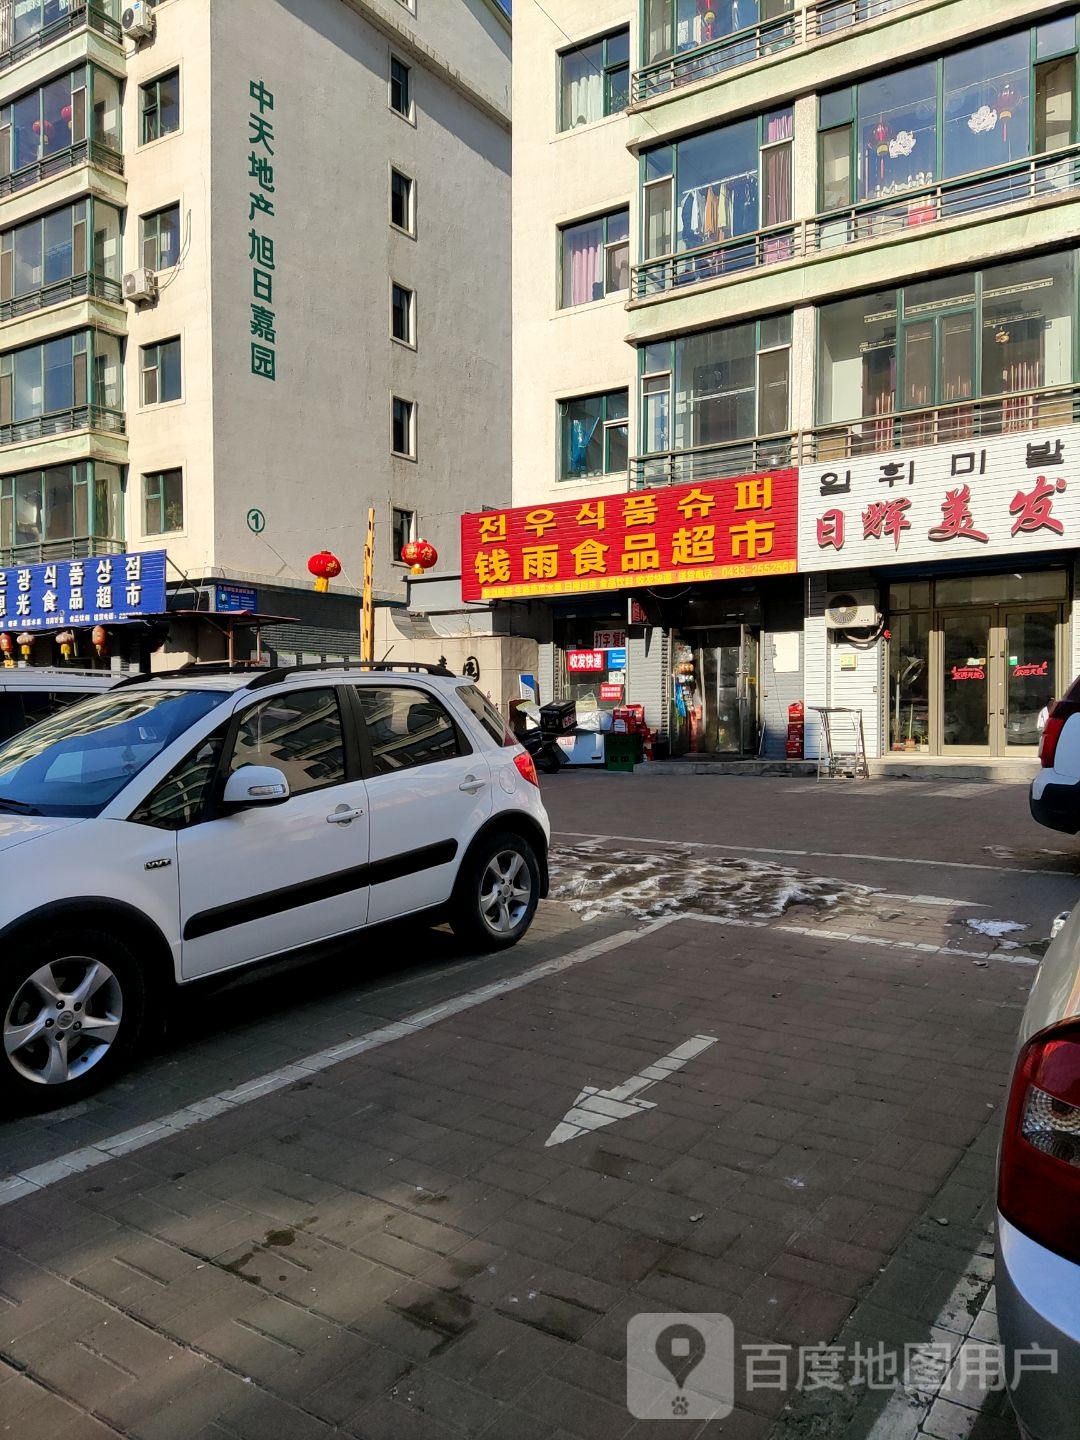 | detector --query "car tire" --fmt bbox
[0,926,147,1112]
[449,831,541,951]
